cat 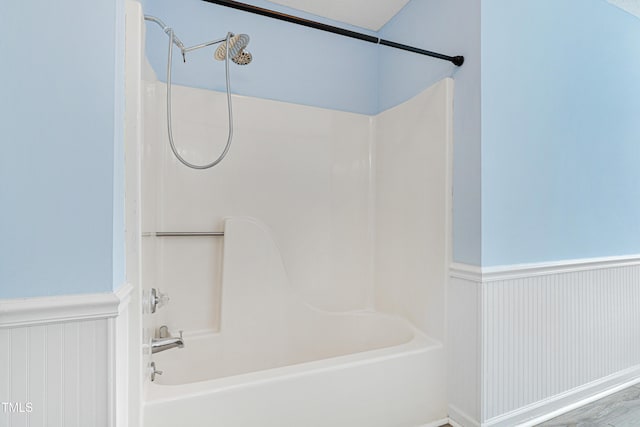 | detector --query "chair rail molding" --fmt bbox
[451,254,640,283]
[0,284,134,328]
